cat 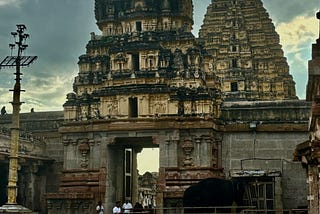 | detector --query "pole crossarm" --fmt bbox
[0,56,37,68]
